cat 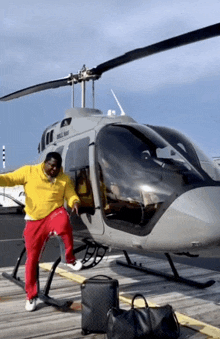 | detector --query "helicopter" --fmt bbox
[1,22,220,292]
